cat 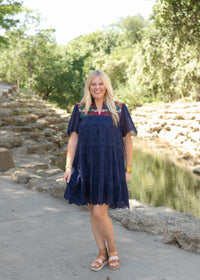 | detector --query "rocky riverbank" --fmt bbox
[109,199,200,254]
[0,85,200,254]
[131,102,200,175]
